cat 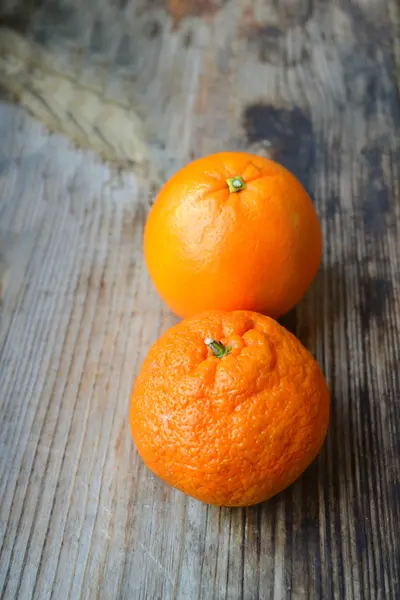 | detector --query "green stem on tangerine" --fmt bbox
[226,175,246,193]
[205,338,232,358]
